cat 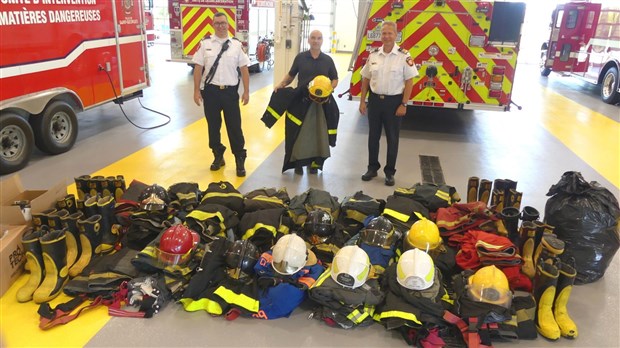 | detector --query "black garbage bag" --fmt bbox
[545,171,620,284]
